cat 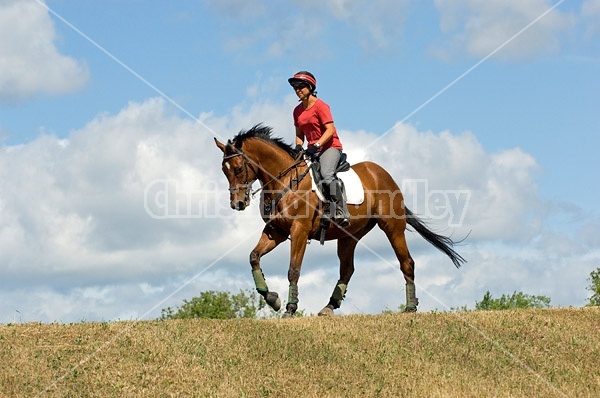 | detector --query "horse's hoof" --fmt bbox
[282,311,294,319]
[318,306,334,316]
[404,305,418,313]
[266,291,281,311]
